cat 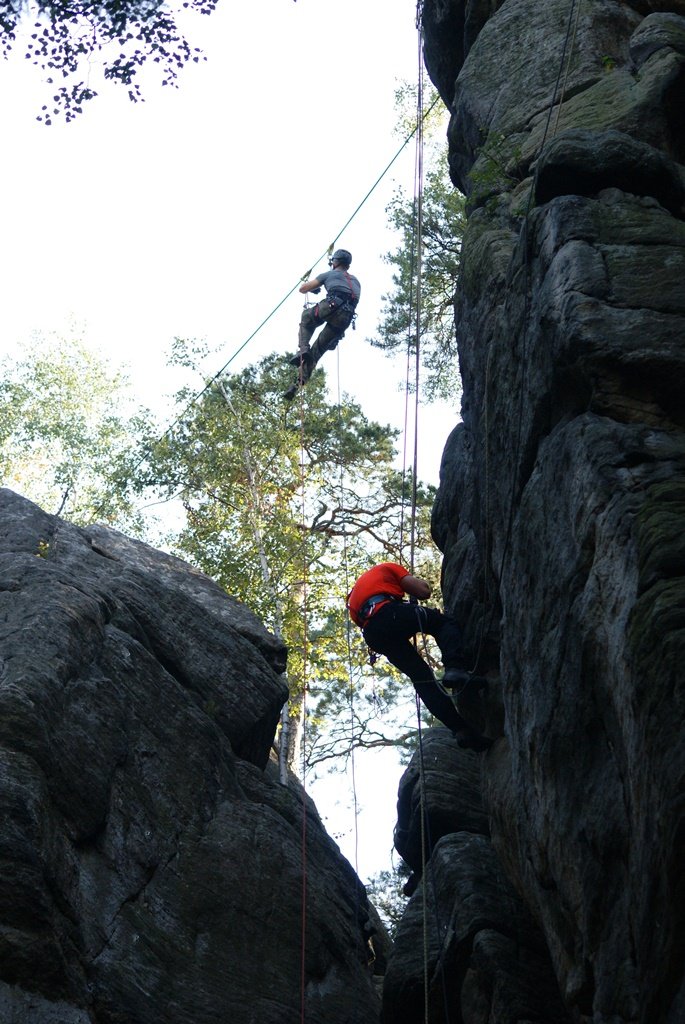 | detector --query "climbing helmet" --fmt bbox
[330,248,352,267]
